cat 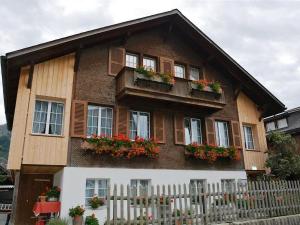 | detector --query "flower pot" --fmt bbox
[47,197,58,202]
[72,215,83,225]
[39,196,47,202]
